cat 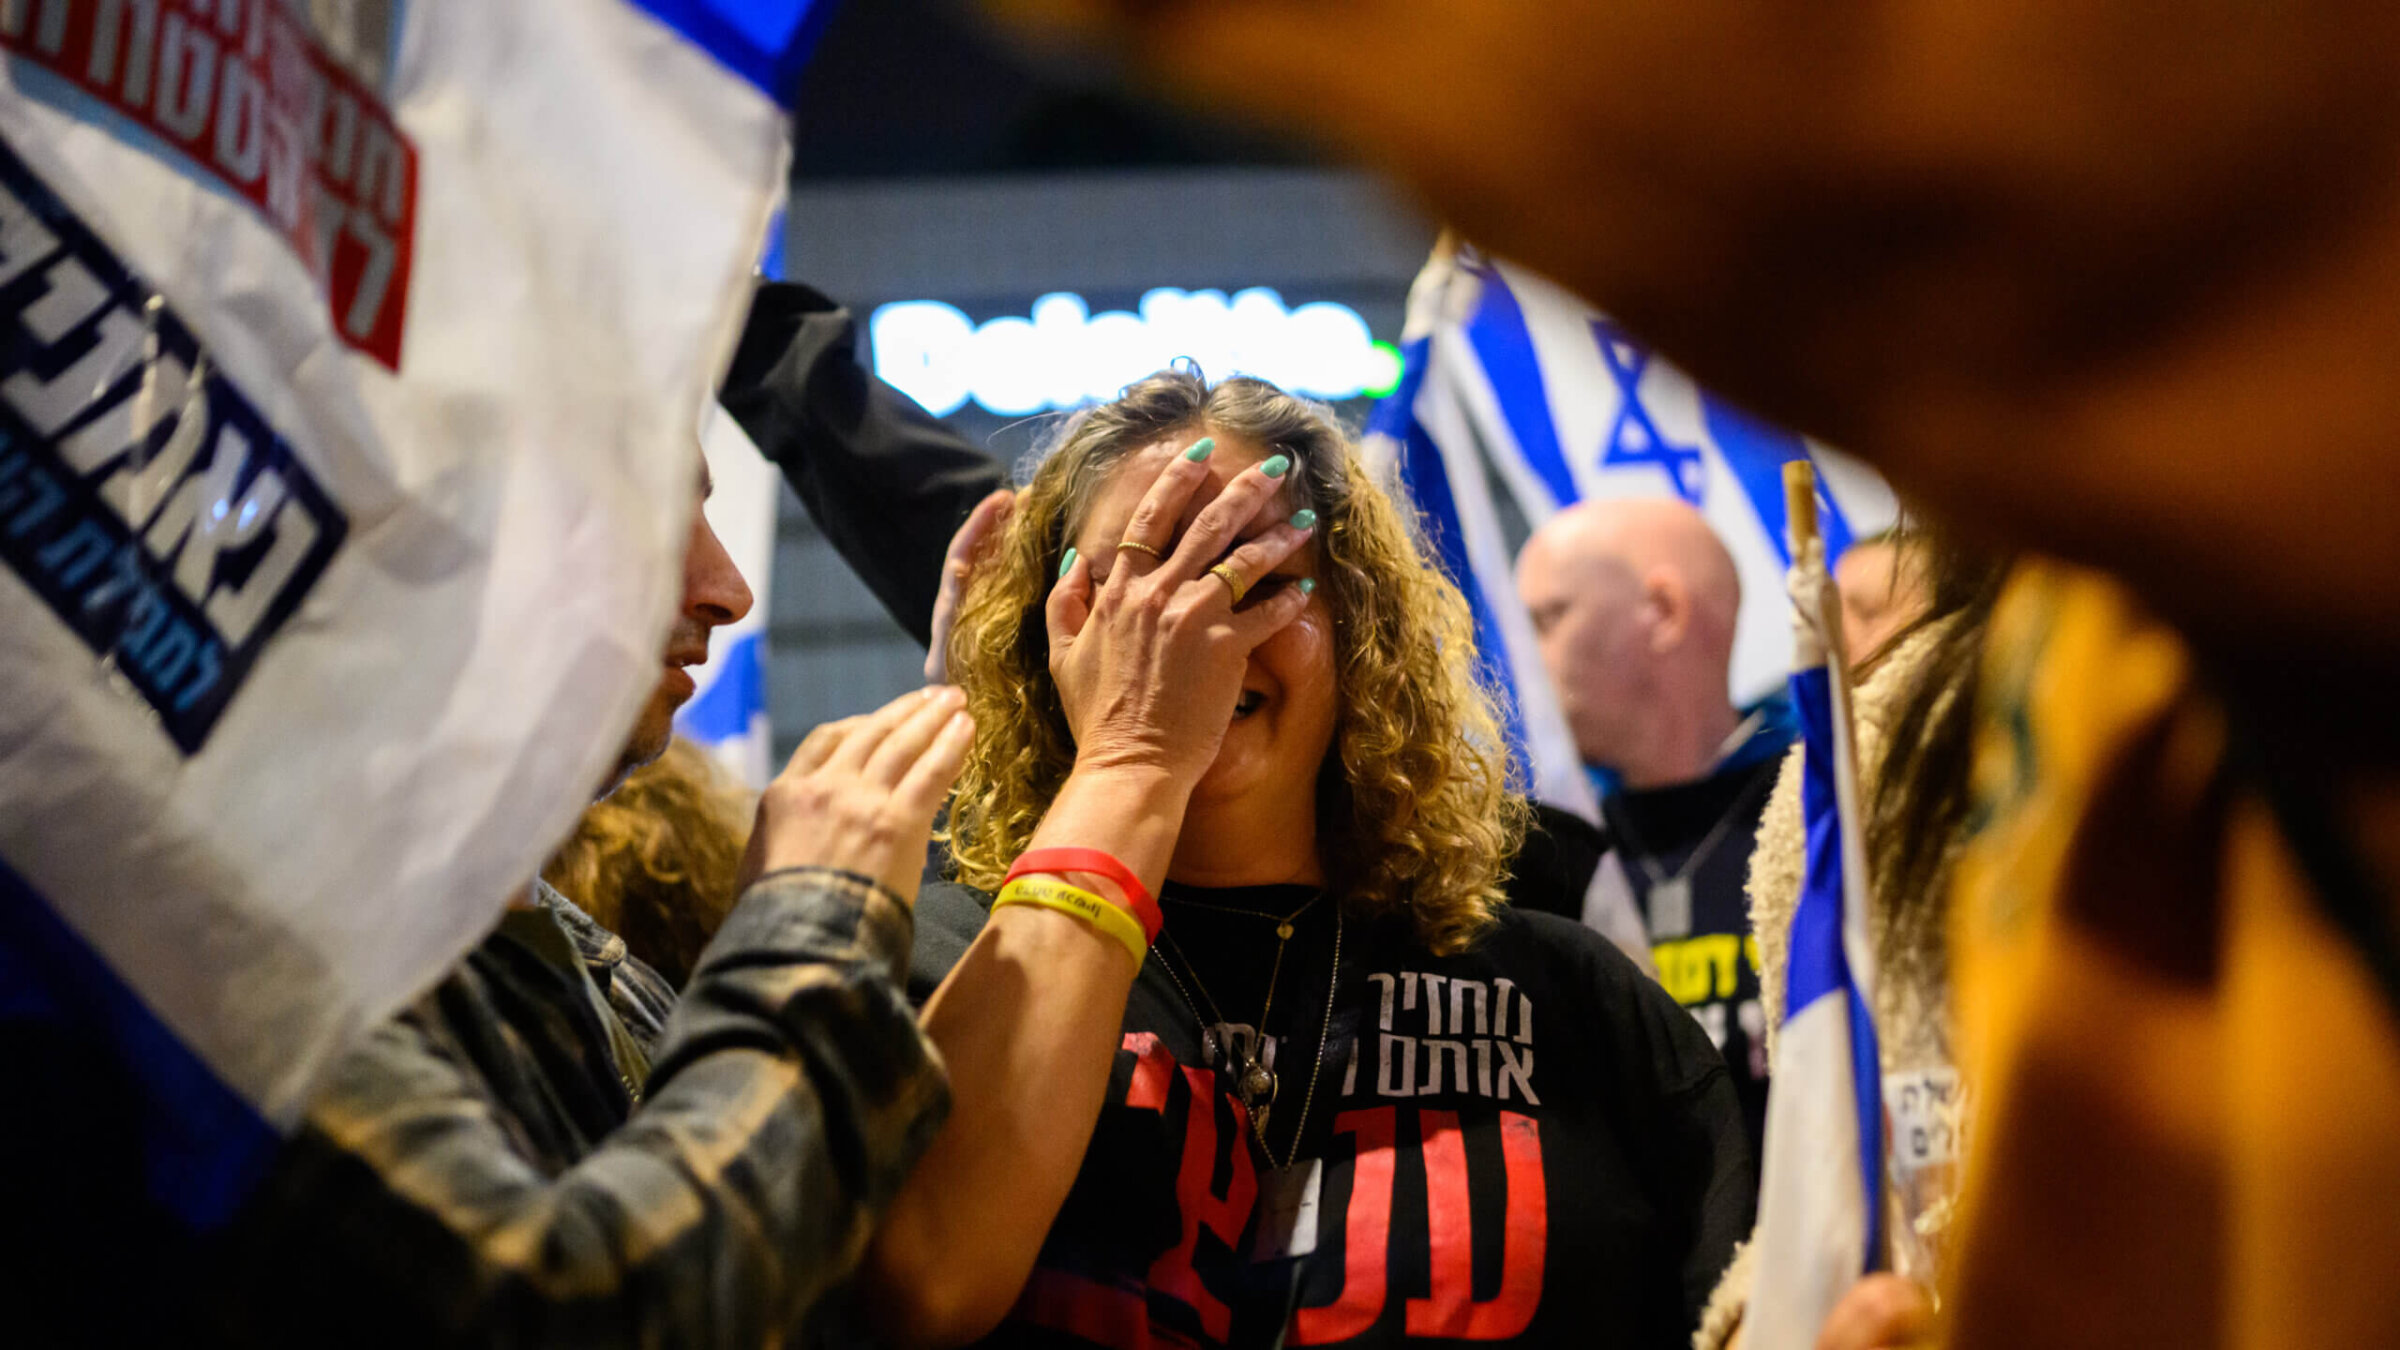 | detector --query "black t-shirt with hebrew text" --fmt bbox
[908,881,1754,1350]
